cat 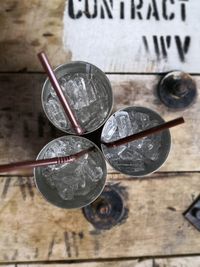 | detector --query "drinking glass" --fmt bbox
[34,136,107,209]
[101,106,171,176]
[41,61,113,134]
